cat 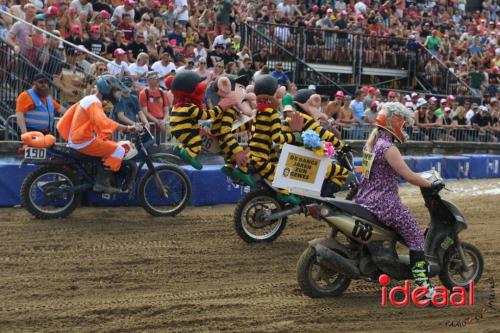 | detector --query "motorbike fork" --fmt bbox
[455,239,471,272]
